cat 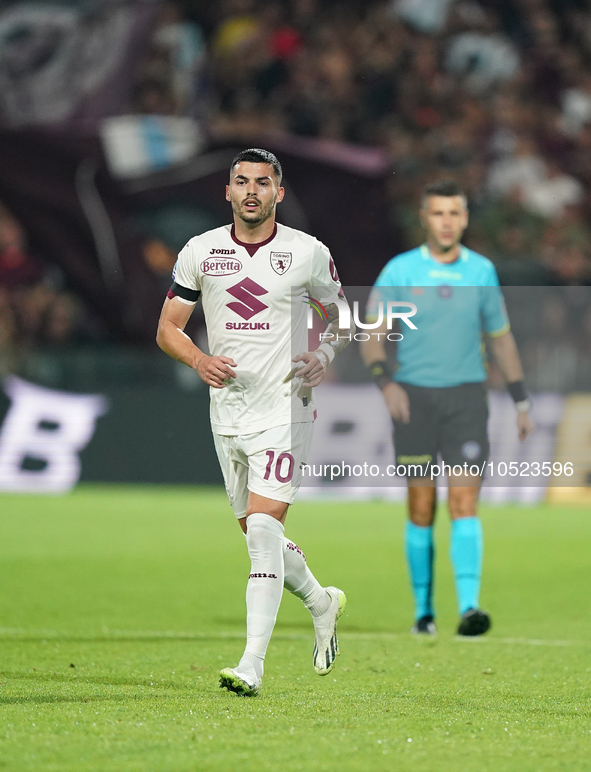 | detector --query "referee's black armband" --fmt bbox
[369,360,392,391]
[507,380,528,403]
[167,282,200,302]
